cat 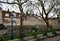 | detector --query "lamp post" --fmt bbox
[10,13,14,40]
